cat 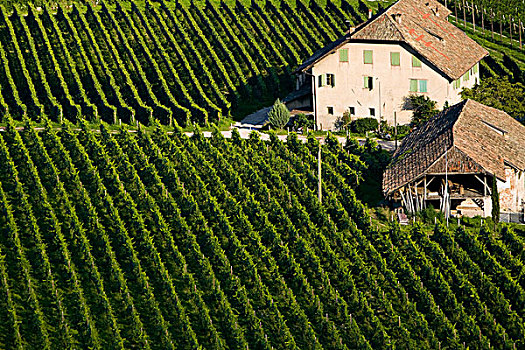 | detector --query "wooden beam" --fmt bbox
[414,183,418,212]
[424,175,427,200]
[483,174,486,196]
[474,174,491,195]
[400,188,407,211]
